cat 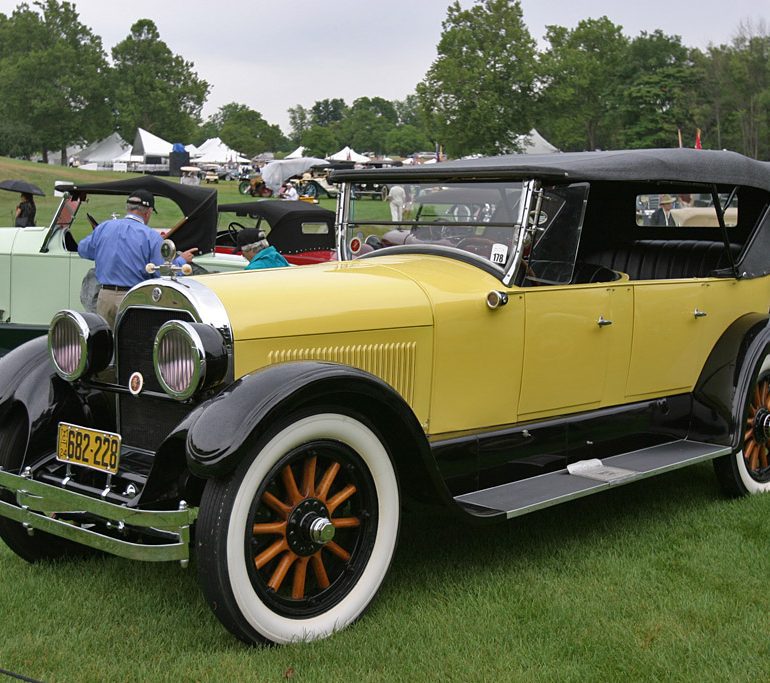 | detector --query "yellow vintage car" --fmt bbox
[1,148,770,645]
